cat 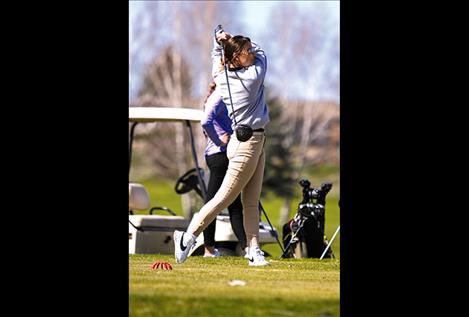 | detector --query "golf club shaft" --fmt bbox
[280,221,305,258]
[320,225,340,260]
[259,202,285,253]
[220,42,238,126]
